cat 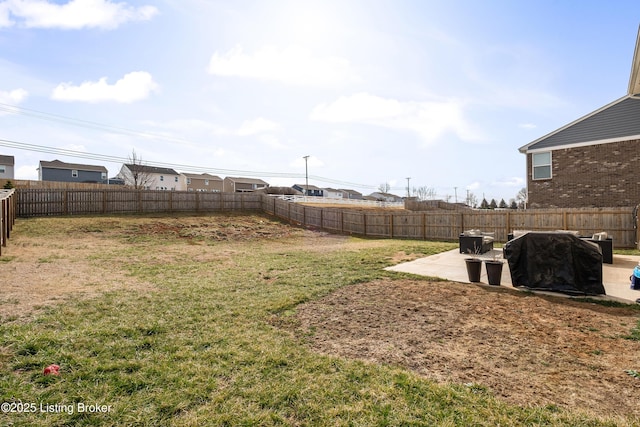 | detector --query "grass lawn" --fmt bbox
[0,213,636,426]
